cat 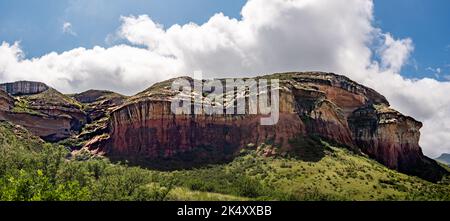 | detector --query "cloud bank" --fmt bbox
[0,0,449,157]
